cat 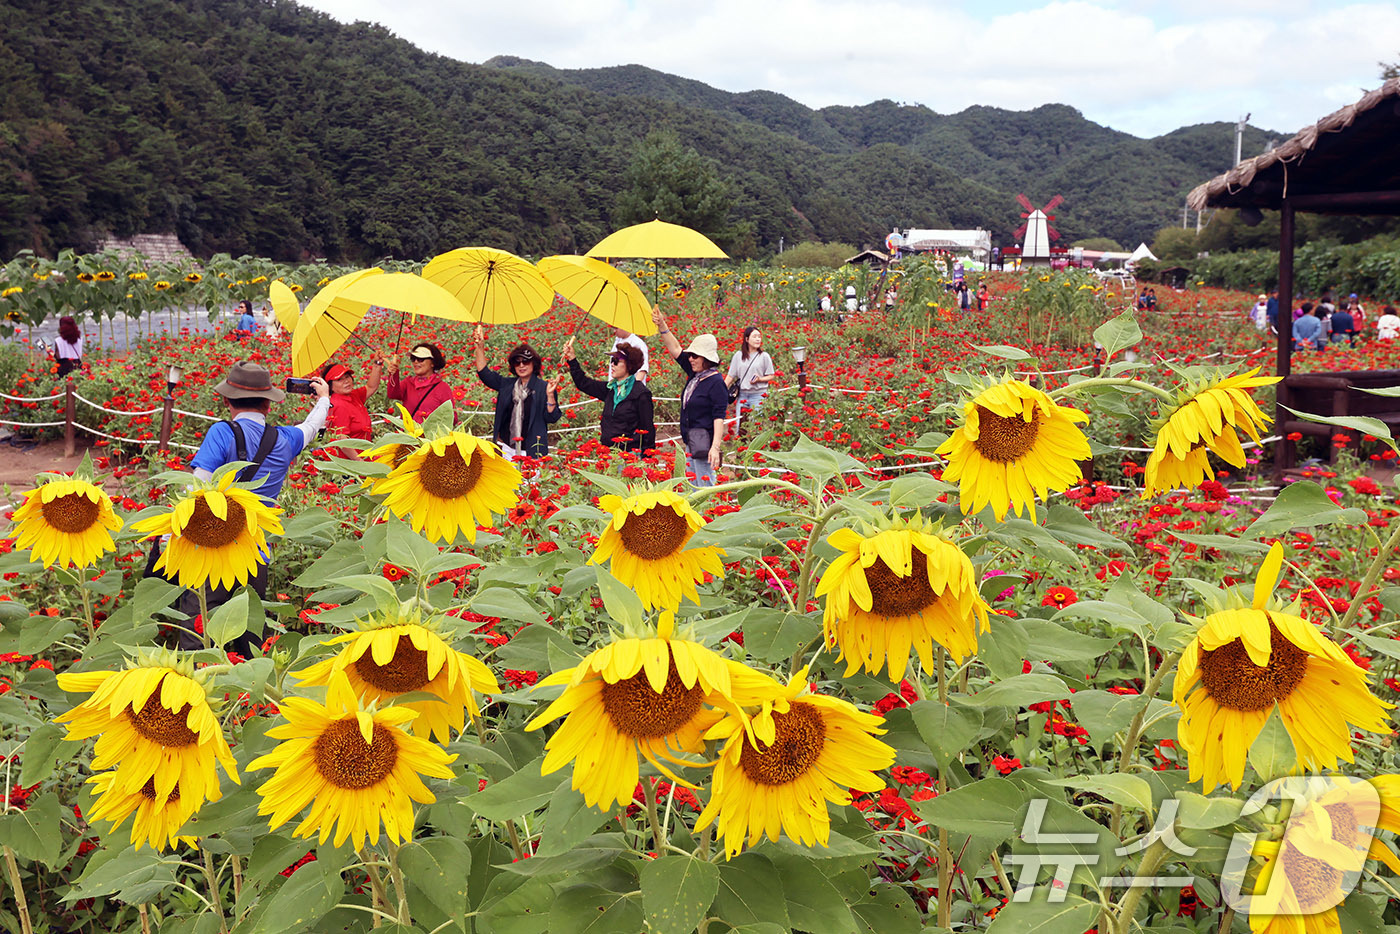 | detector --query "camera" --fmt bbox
[285,377,315,395]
